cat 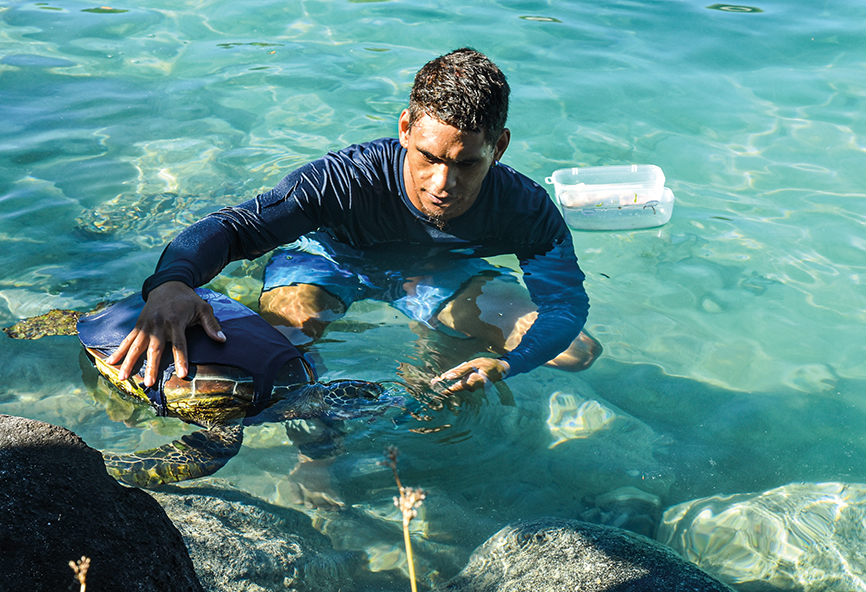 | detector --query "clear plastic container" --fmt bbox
[546,164,675,231]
